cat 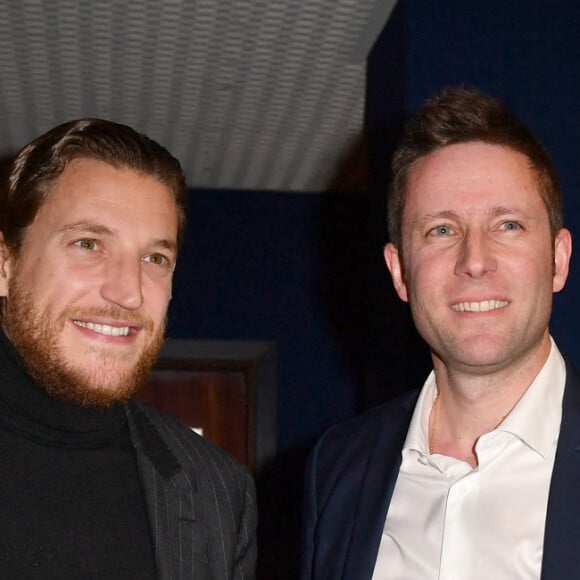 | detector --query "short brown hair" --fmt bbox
[388,87,562,248]
[0,118,187,254]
